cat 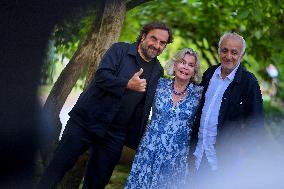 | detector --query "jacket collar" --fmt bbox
[206,63,243,84]
[128,42,138,56]
[233,64,243,84]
